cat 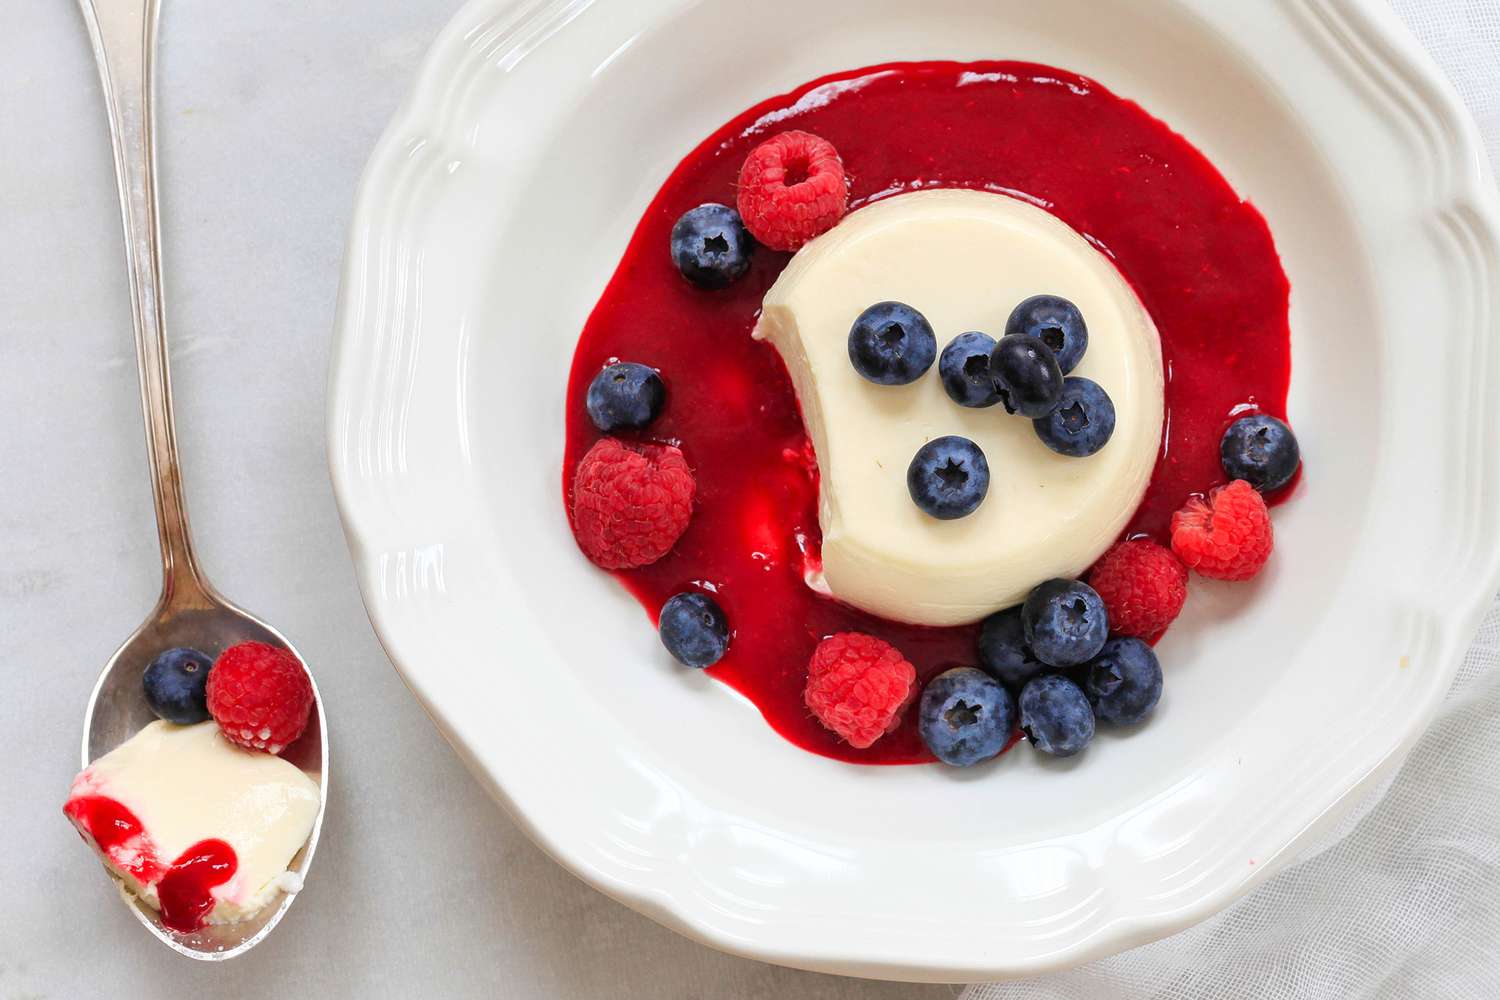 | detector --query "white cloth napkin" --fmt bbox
[964,3,1500,997]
